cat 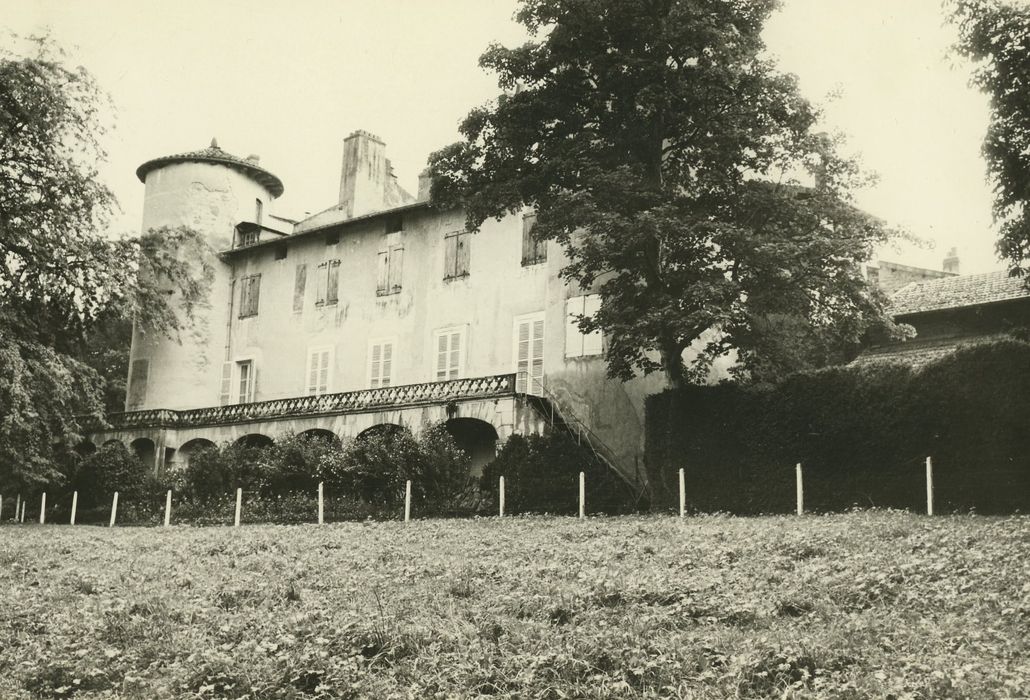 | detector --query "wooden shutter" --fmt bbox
[370,343,382,388]
[436,333,449,380]
[444,233,457,279]
[293,264,306,312]
[565,296,585,358]
[516,320,530,393]
[376,250,389,294]
[582,294,603,356]
[315,262,327,305]
[381,342,392,387]
[326,260,340,305]
[531,318,544,392]
[515,317,544,393]
[388,245,403,291]
[307,349,331,395]
[456,231,470,277]
[219,361,233,405]
[448,331,461,379]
